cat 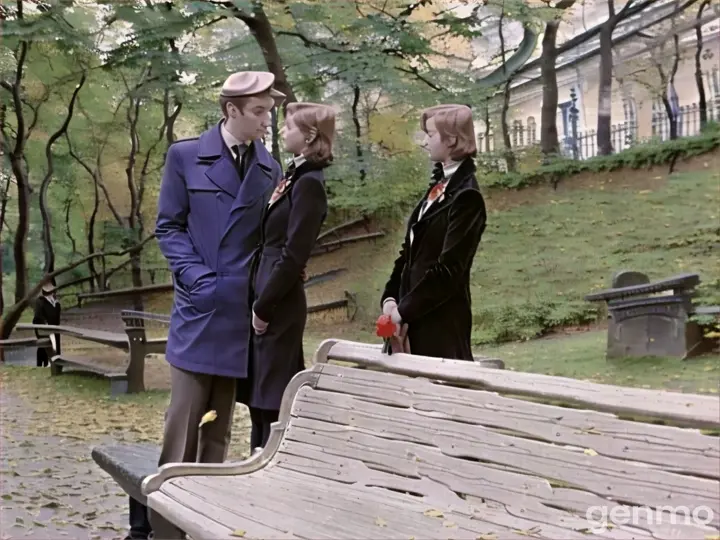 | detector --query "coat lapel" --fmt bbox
[265,161,323,216]
[230,141,275,213]
[197,123,241,197]
[415,158,475,225]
